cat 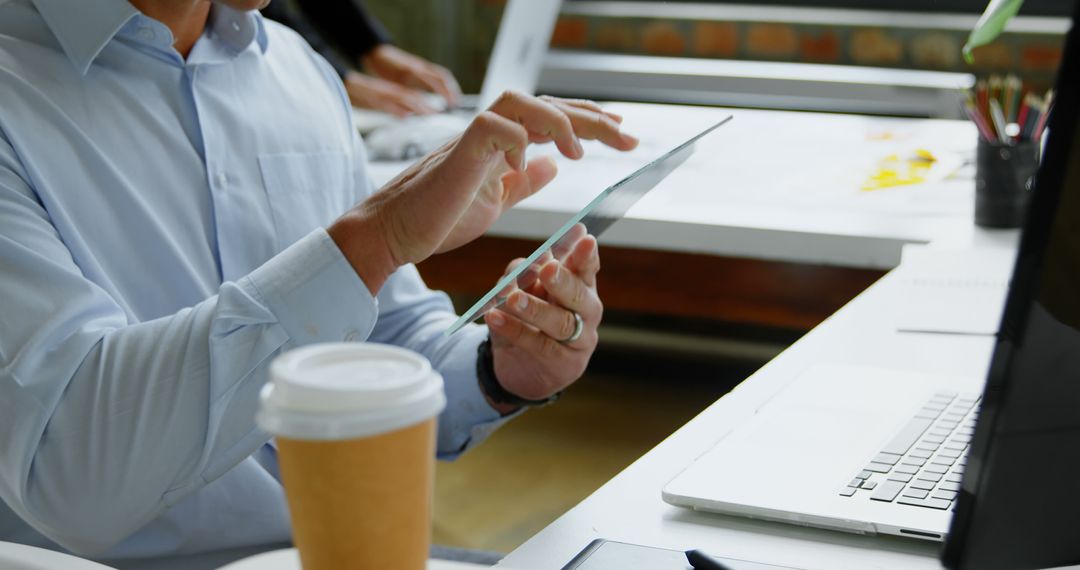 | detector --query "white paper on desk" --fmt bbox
[894,246,1015,336]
